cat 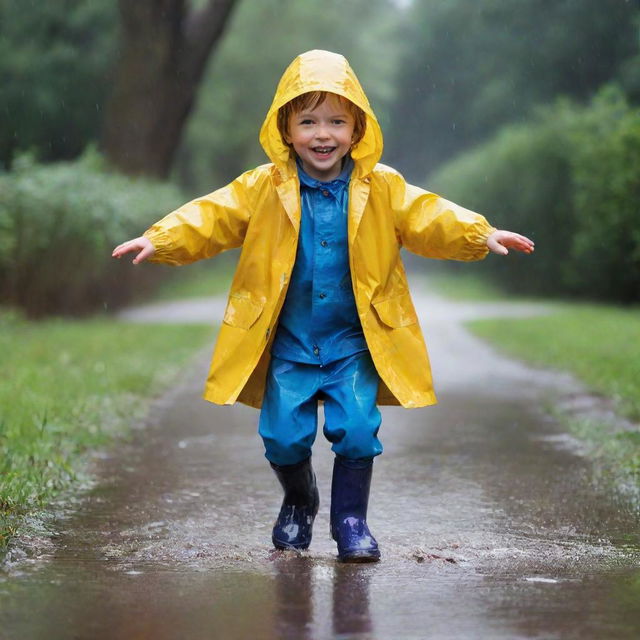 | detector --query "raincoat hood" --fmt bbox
[259,50,384,180]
